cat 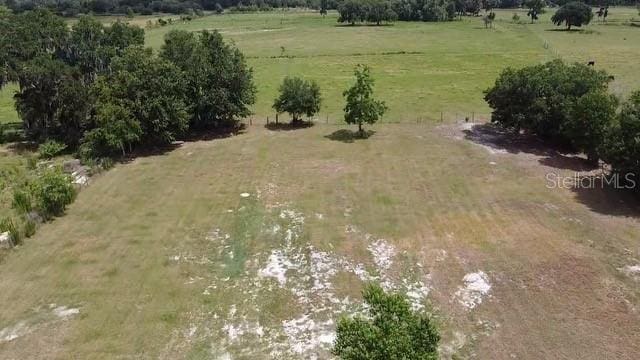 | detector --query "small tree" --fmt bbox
[525,0,544,23]
[343,65,387,135]
[272,76,322,124]
[333,283,440,359]
[552,2,593,30]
